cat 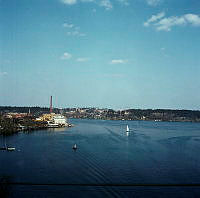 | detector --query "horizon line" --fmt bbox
[0,105,200,112]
